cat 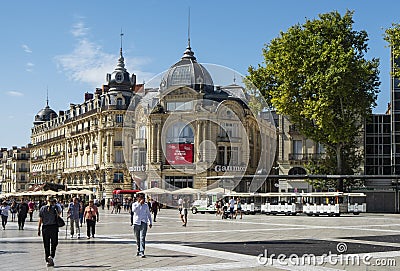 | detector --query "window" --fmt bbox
[217,146,239,165]
[167,122,194,143]
[113,172,124,183]
[133,148,146,166]
[139,126,146,139]
[166,101,193,111]
[317,143,325,154]
[116,114,123,123]
[115,150,124,163]
[117,98,123,106]
[219,122,239,138]
[165,176,193,189]
[293,140,303,154]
